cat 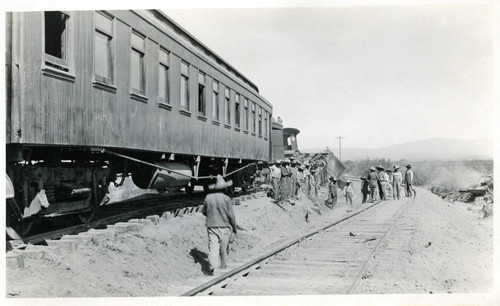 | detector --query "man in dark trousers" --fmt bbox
[360,177,370,204]
[326,176,338,208]
[202,175,237,275]
[367,167,379,202]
